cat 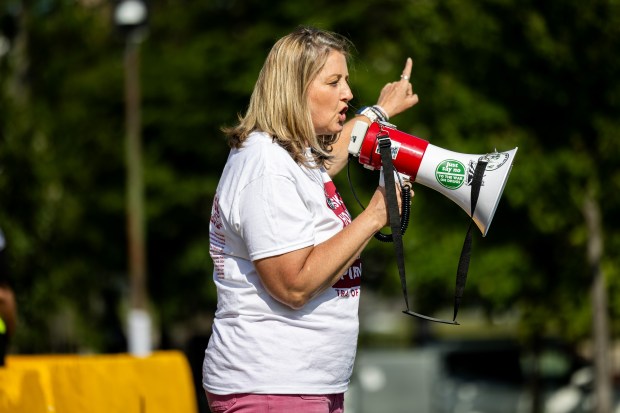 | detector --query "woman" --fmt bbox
[203,26,419,413]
